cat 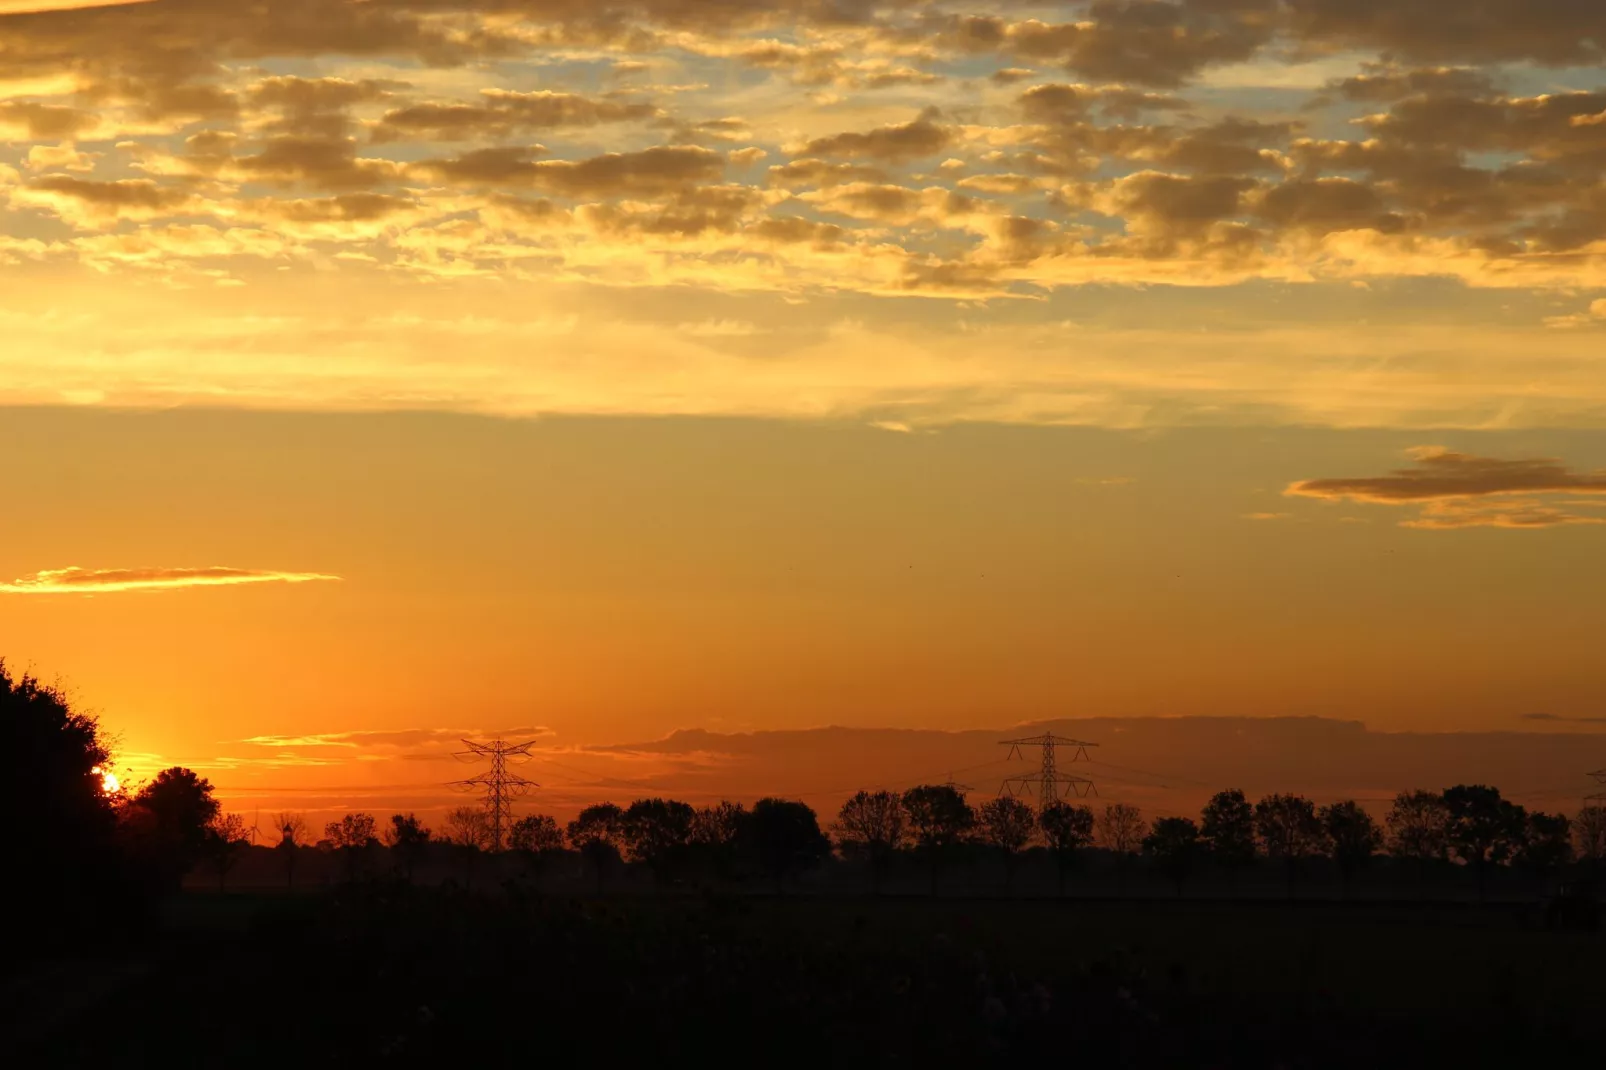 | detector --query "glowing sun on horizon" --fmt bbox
[94,766,120,795]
